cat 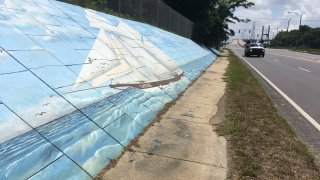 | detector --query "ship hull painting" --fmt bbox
[110,70,185,89]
